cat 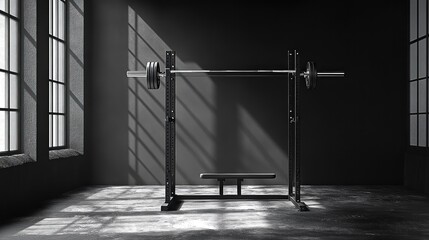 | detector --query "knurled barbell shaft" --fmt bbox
[127,69,295,78]
[126,69,344,78]
[172,69,295,74]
